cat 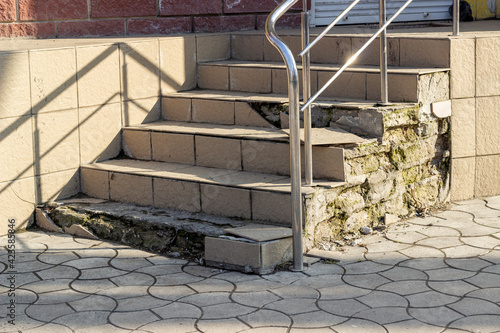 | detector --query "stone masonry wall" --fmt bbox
[0,0,306,38]
[303,105,451,249]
